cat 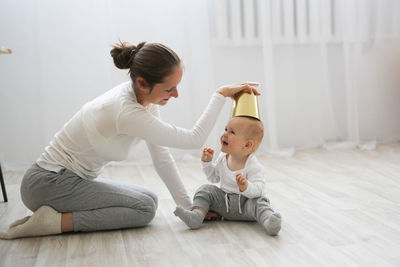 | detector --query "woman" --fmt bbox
[0,41,259,239]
